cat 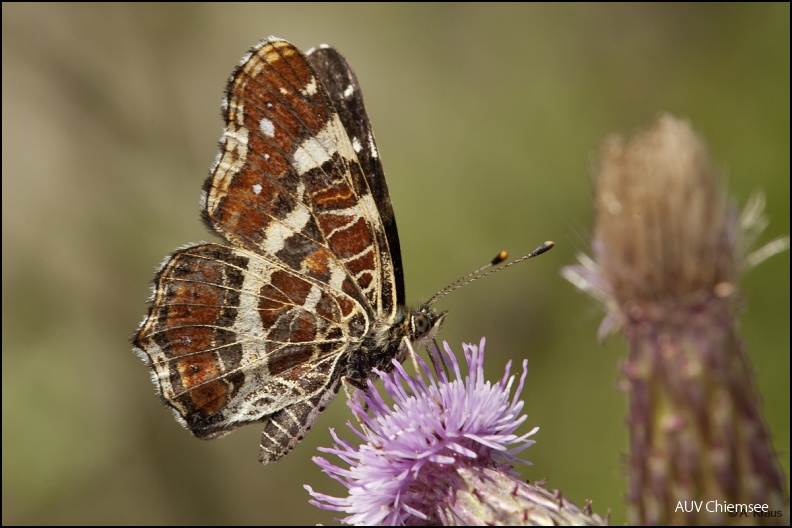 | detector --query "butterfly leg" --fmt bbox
[430,338,451,379]
[396,335,427,376]
[341,377,379,444]
[402,335,449,380]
